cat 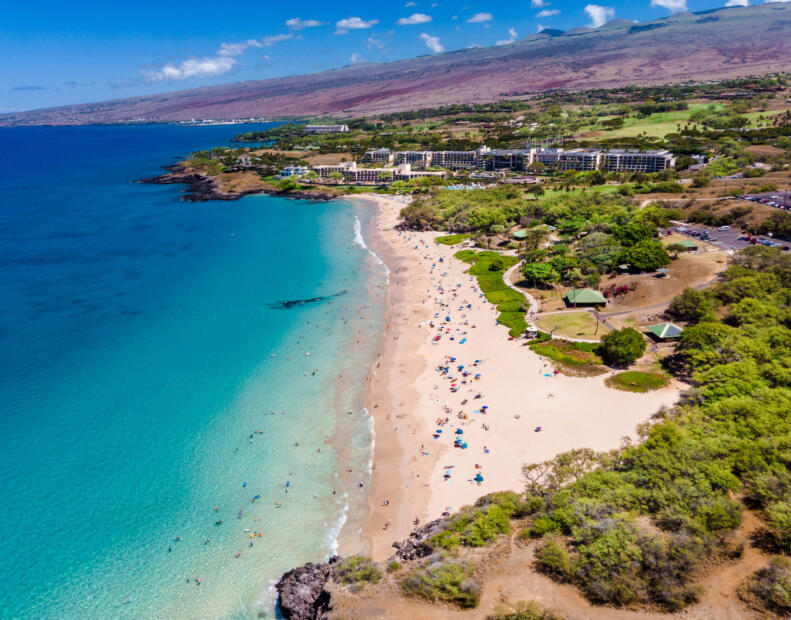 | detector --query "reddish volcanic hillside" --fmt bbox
[4,4,791,126]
